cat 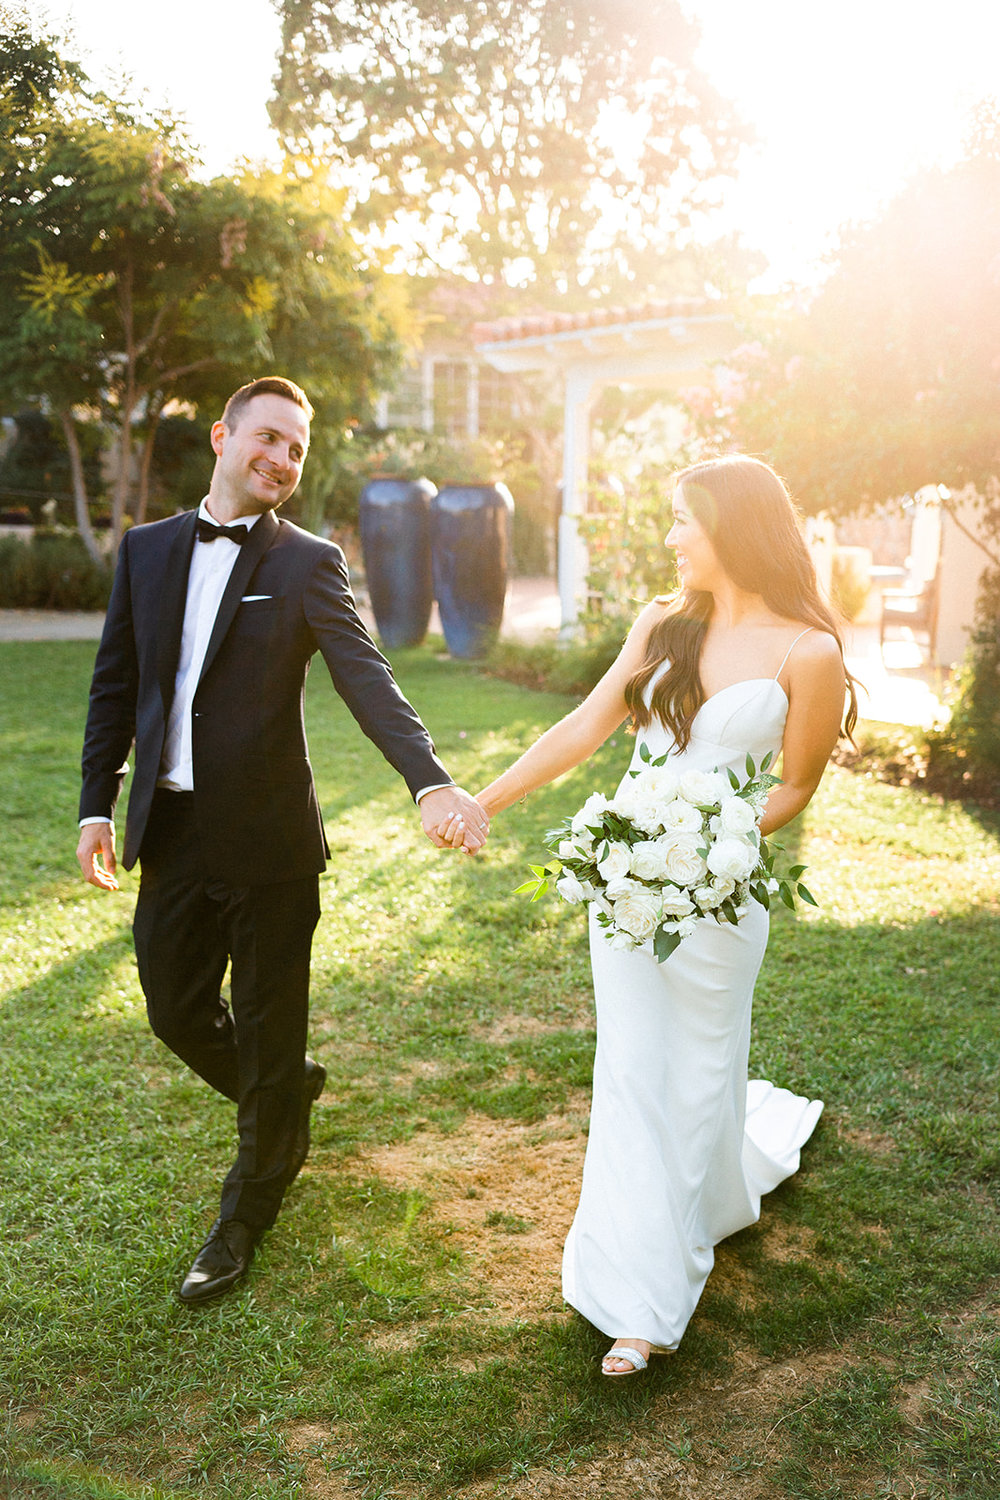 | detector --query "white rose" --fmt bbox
[632,804,668,836]
[631,764,679,803]
[597,842,632,882]
[719,797,758,834]
[711,875,737,898]
[660,831,708,887]
[660,887,695,917]
[677,915,699,939]
[707,836,758,882]
[555,873,588,904]
[604,874,639,901]
[571,792,609,833]
[679,769,728,806]
[610,781,641,820]
[692,884,723,910]
[629,841,672,882]
[606,928,637,950]
[611,885,661,942]
[660,798,703,832]
[558,838,587,861]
